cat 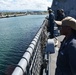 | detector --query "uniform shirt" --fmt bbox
[48,12,55,35]
[55,34,76,75]
[48,12,55,23]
